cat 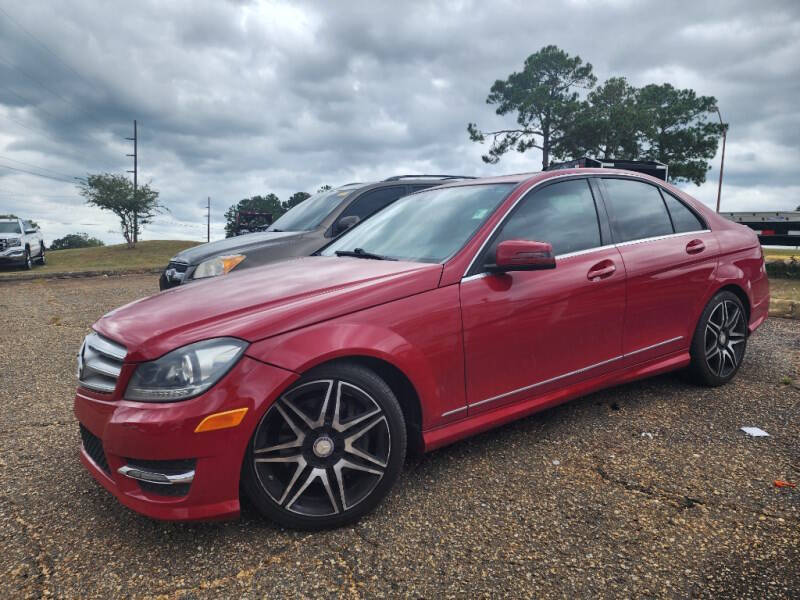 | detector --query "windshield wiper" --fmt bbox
[335,248,396,261]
